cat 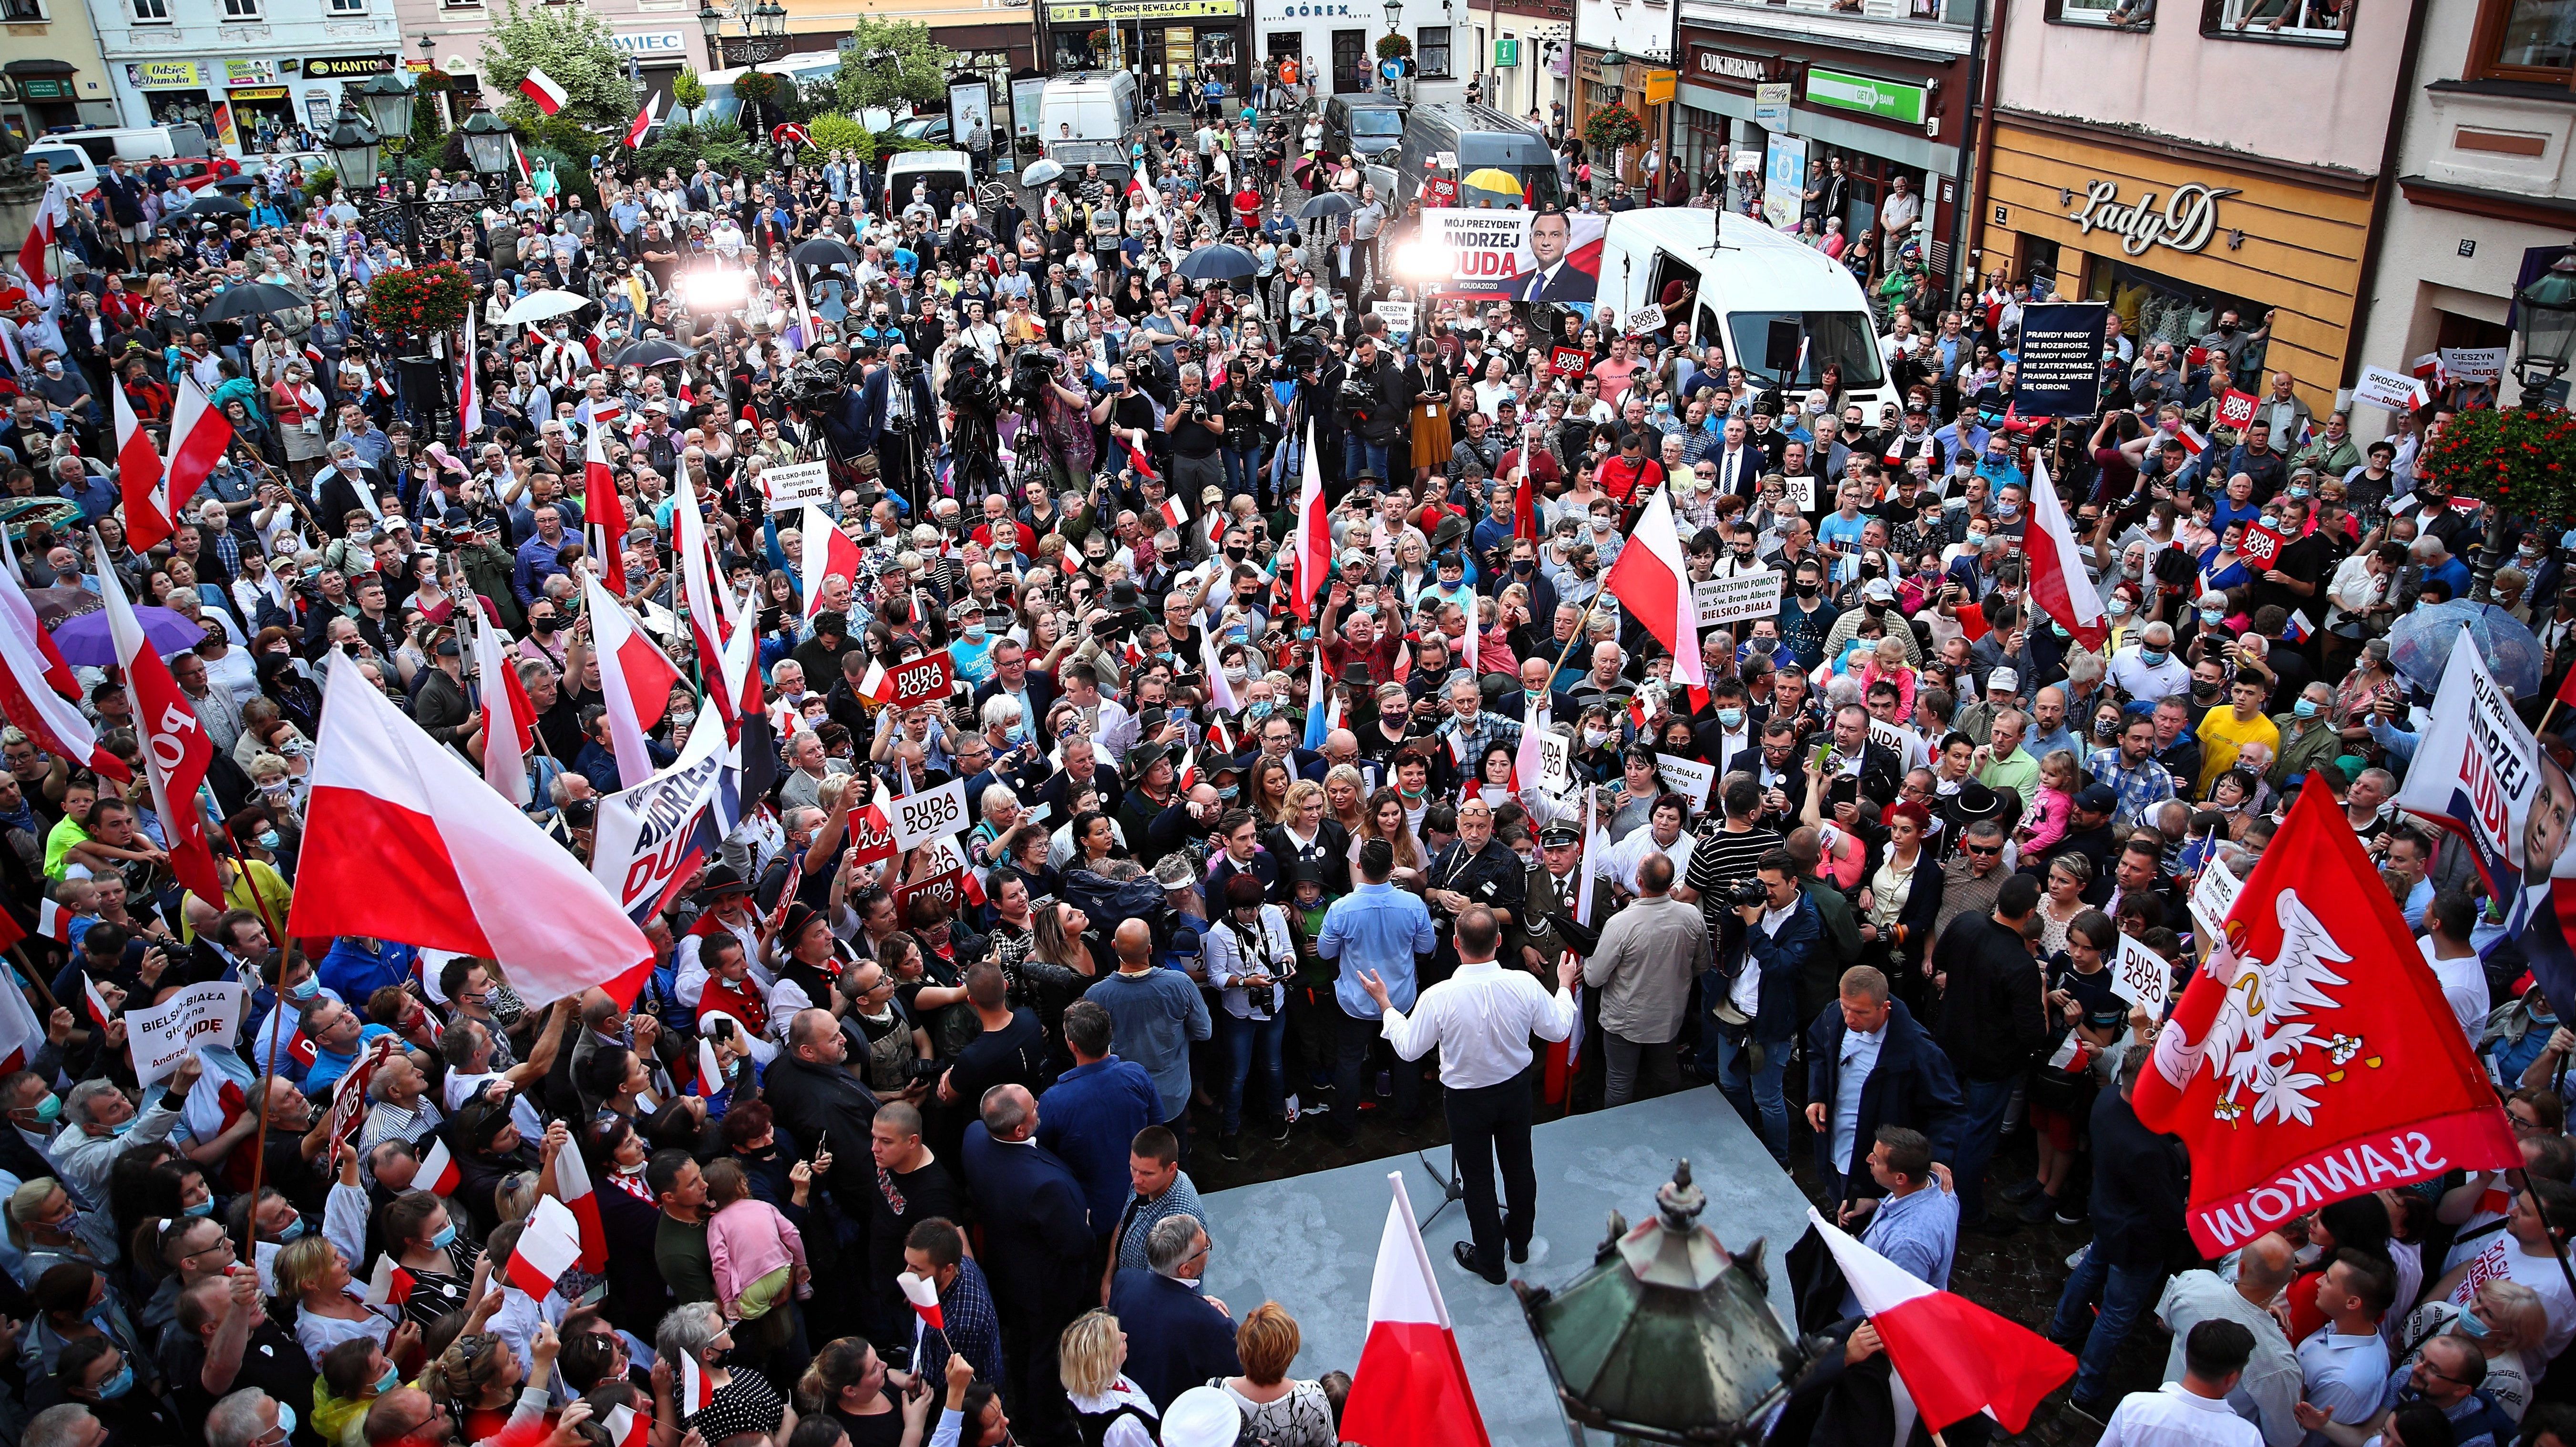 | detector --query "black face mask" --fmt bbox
[2191,682,2221,701]
[1794,582,1820,599]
